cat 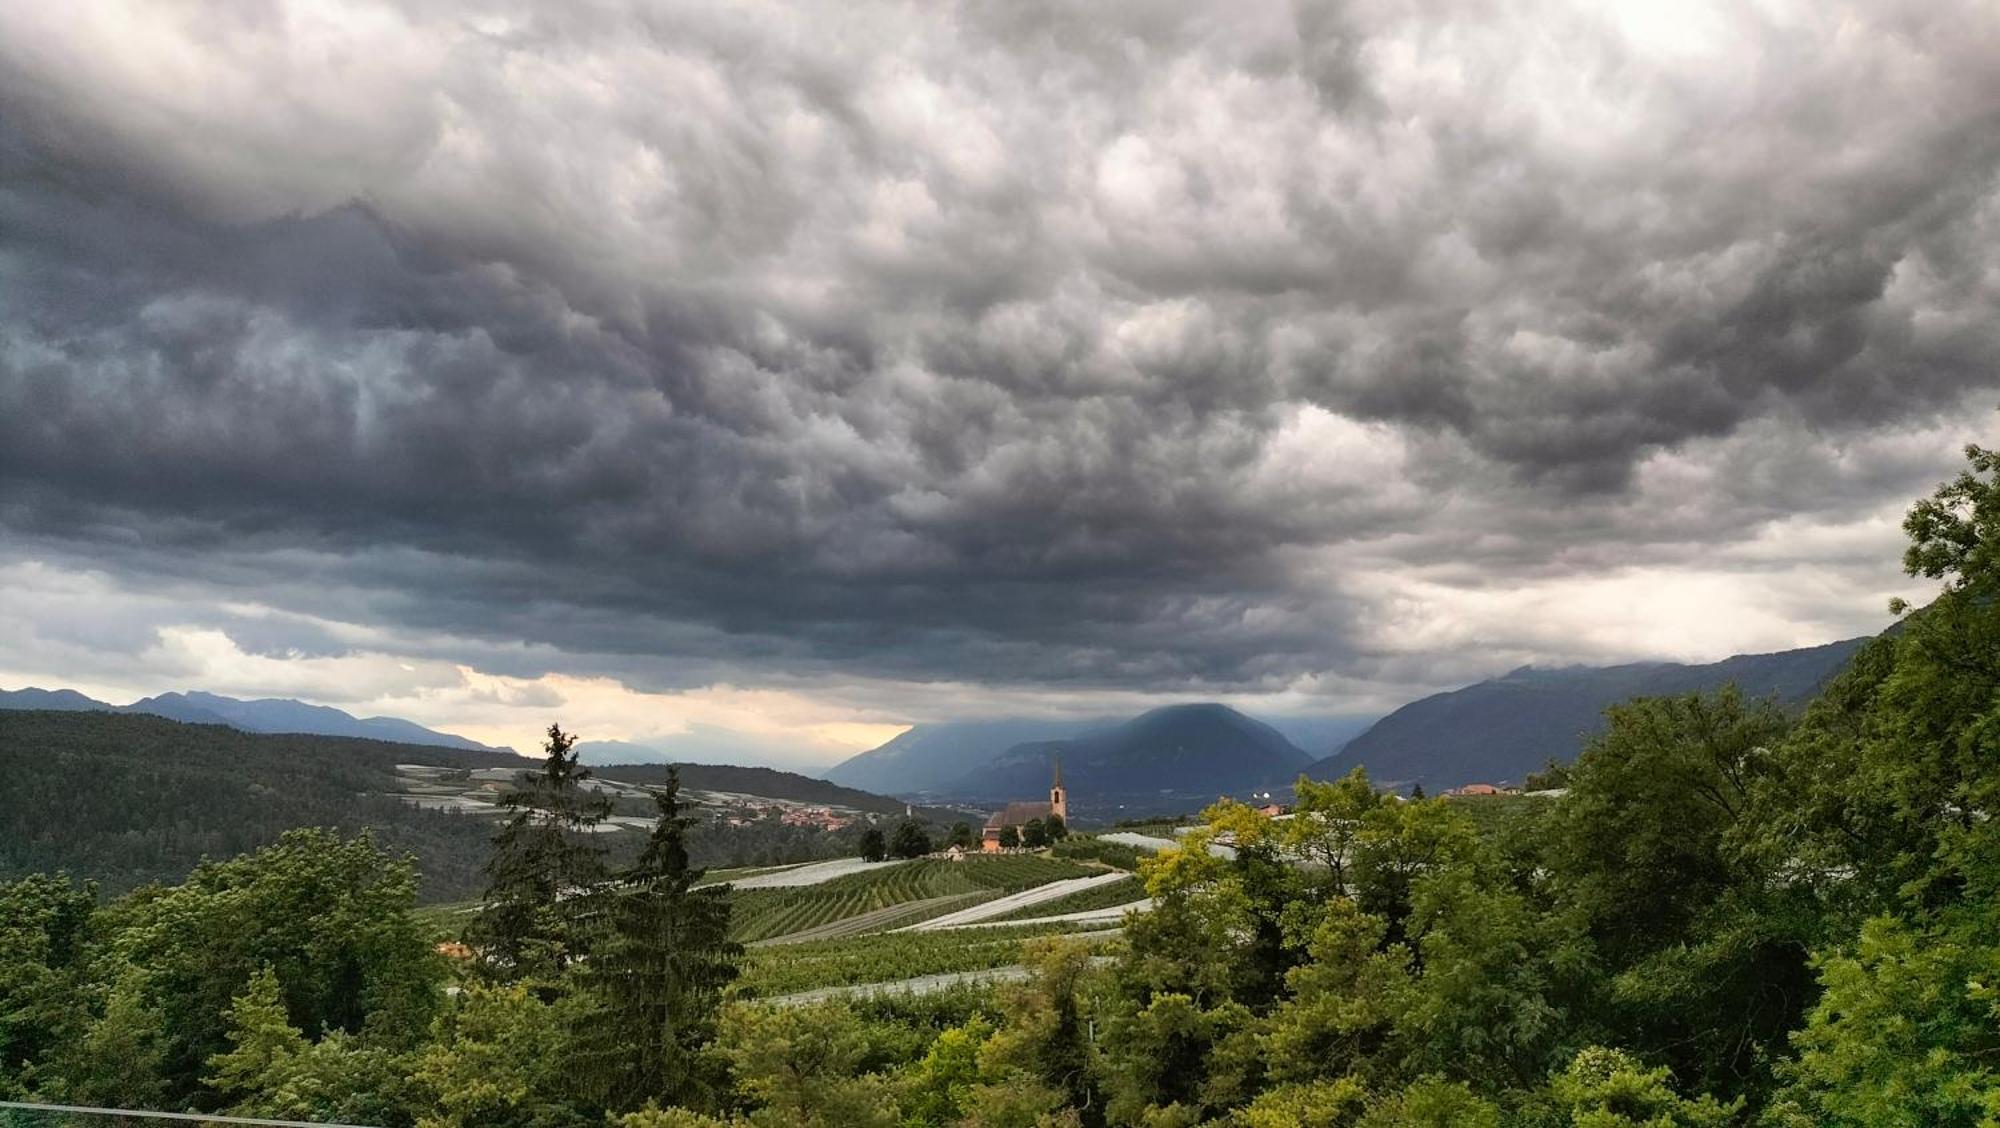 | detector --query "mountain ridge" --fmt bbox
[0,686,500,752]
[1312,637,1871,790]
[945,703,1313,811]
